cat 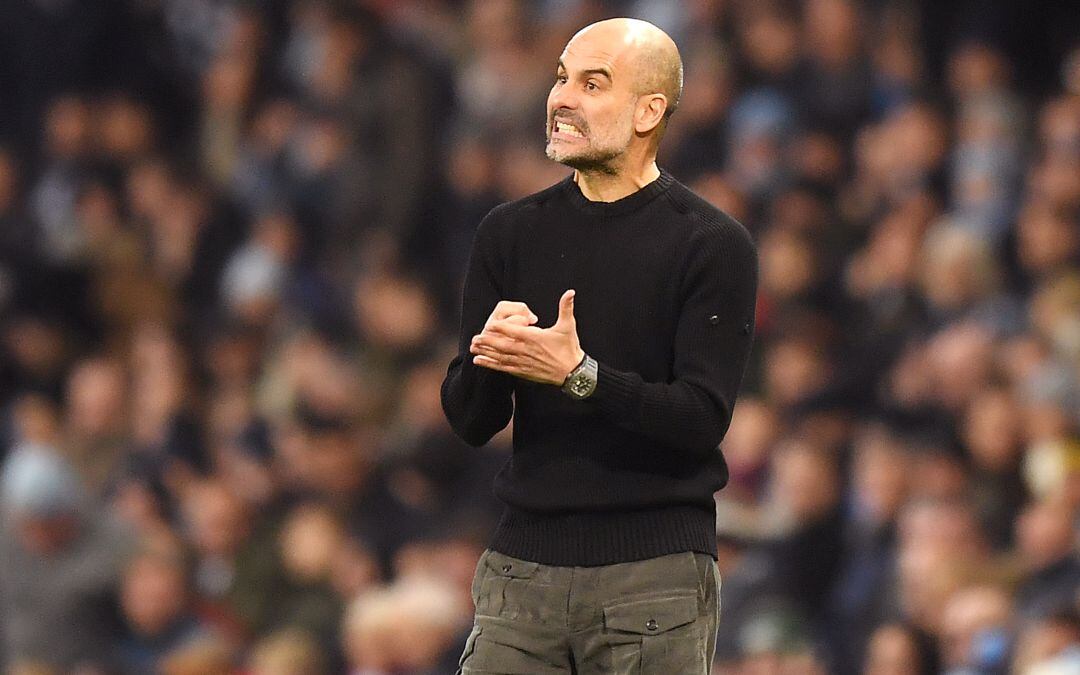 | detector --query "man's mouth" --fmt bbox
[551,118,586,140]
